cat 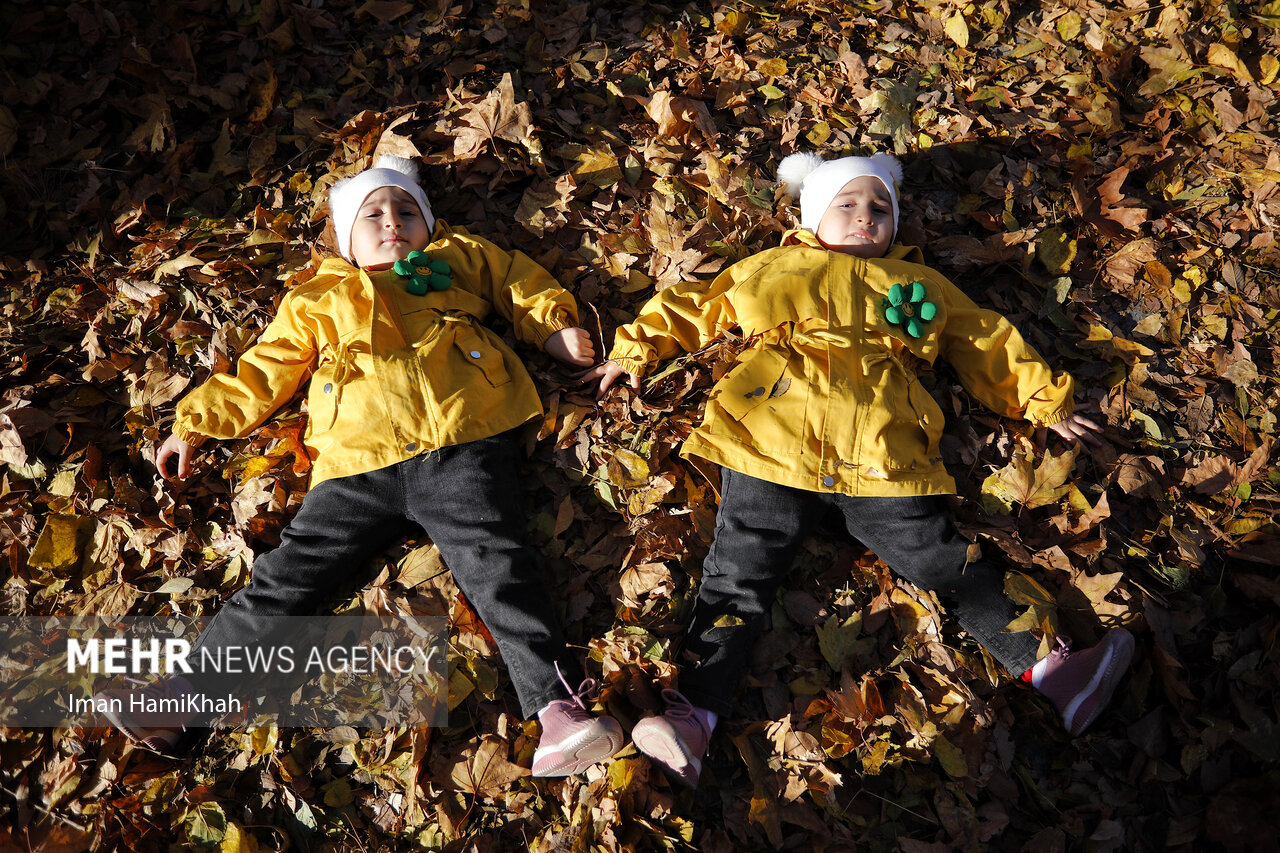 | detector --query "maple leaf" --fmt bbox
[450,74,535,160]
[981,446,1077,511]
[445,735,530,795]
